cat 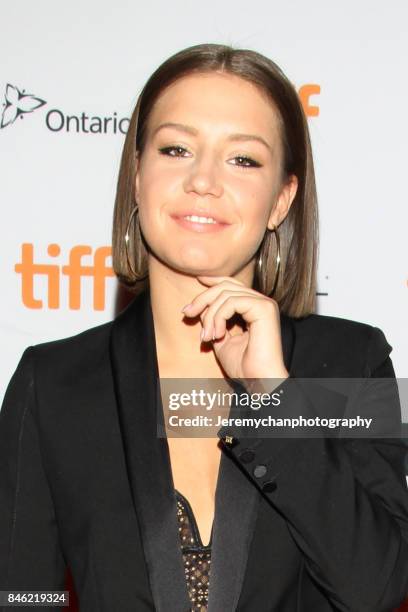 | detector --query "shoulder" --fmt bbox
[292,311,376,341]
[288,312,393,376]
[2,319,116,418]
[27,318,114,375]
